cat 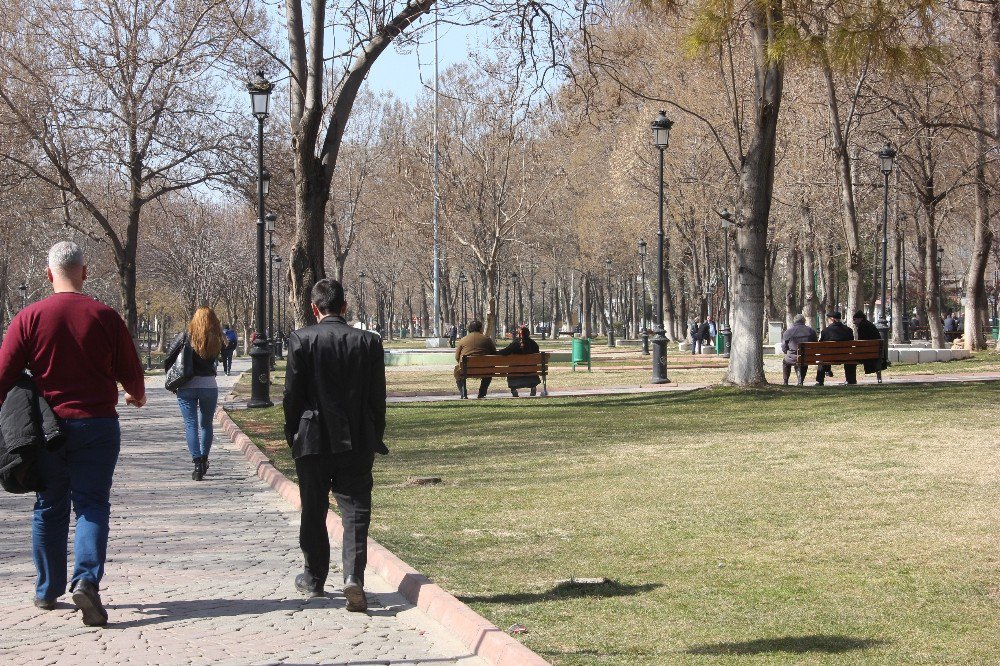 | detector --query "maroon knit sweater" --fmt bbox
[0,292,145,419]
